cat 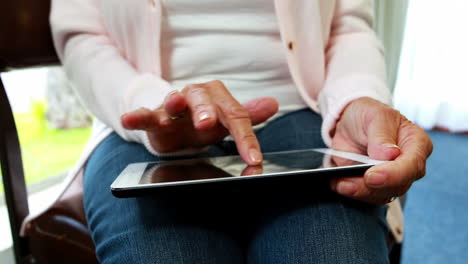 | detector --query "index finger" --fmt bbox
[208,84,262,165]
[219,100,263,165]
